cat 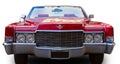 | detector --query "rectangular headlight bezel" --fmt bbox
[15,33,35,43]
[84,32,104,43]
